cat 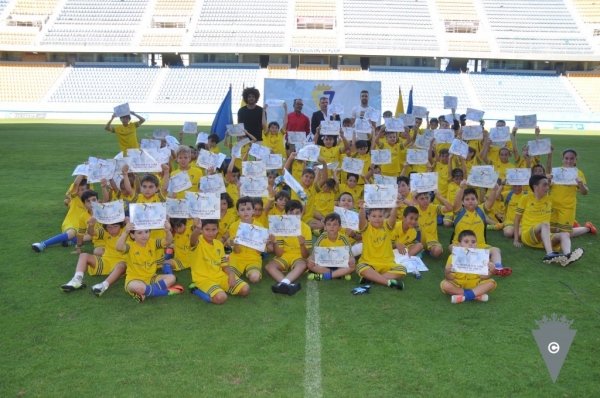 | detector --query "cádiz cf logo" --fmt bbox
[311,84,335,106]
